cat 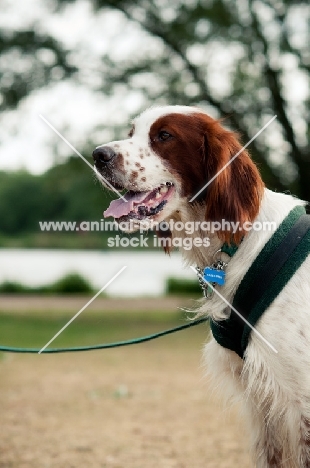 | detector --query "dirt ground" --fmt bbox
[0,295,191,313]
[0,298,253,468]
